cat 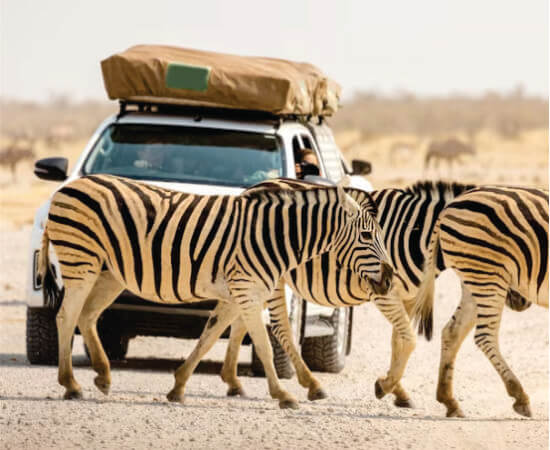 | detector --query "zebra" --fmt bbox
[412,186,548,418]
[38,174,391,408]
